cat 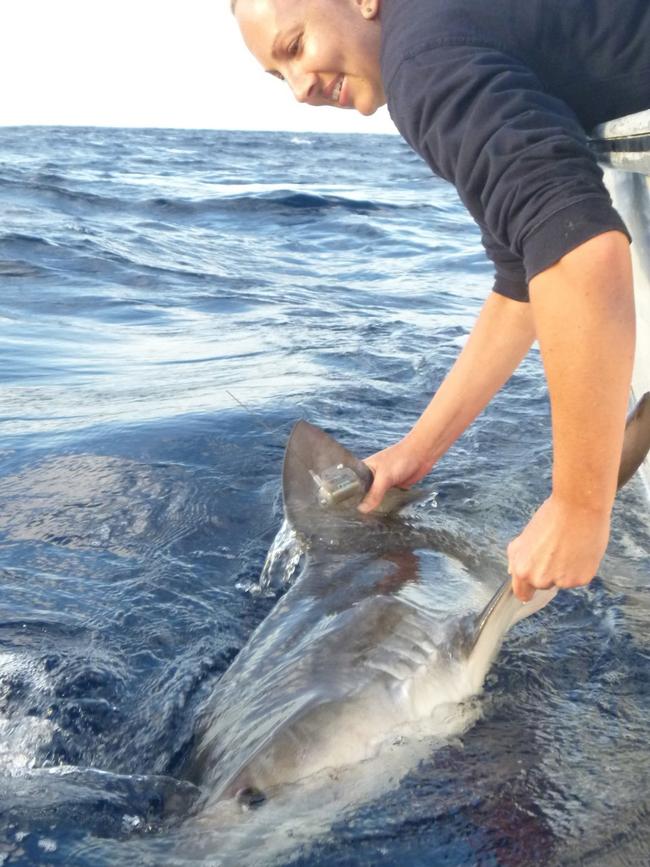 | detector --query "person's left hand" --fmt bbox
[507,494,611,601]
